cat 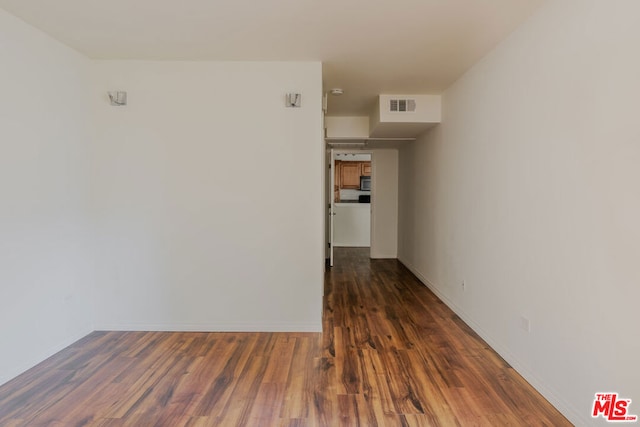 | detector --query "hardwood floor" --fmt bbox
[0,248,571,426]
